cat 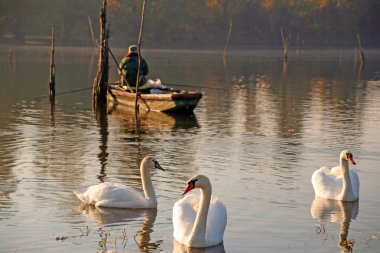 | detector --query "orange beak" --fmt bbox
[348,157,356,165]
[183,182,195,195]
